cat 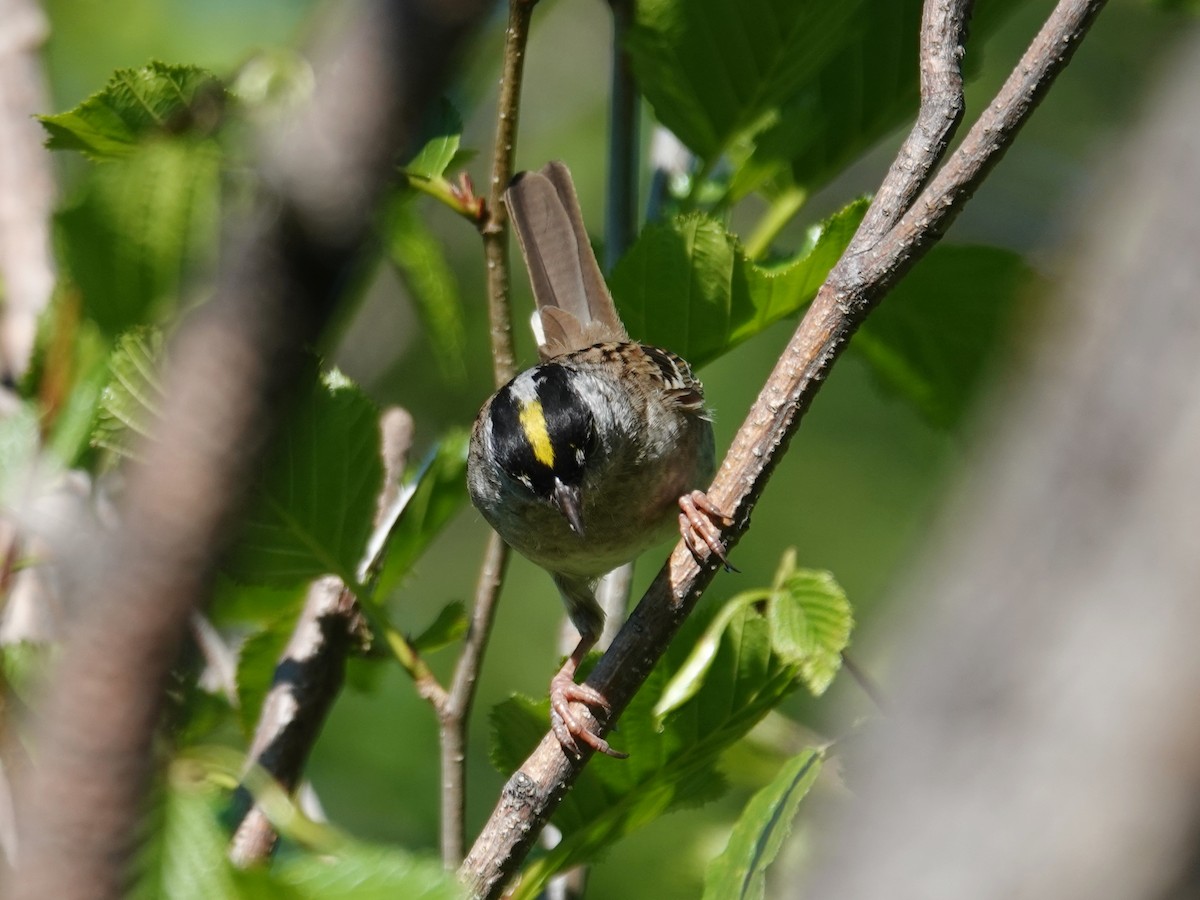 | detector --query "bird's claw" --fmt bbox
[549,673,628,759]
[678,489,737,572]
